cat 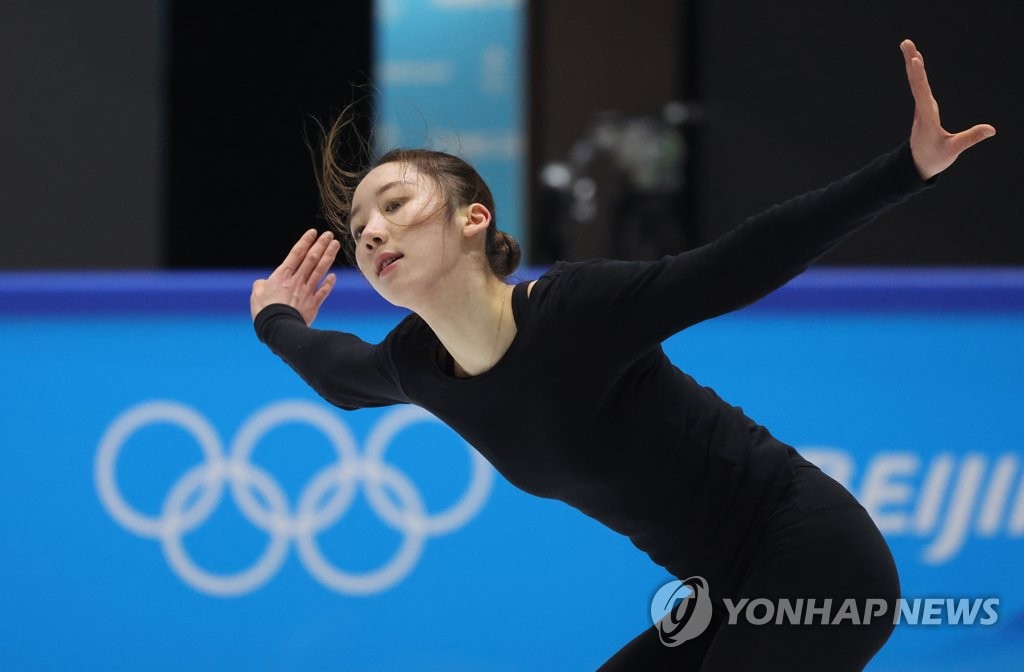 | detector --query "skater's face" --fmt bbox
[349,161,489,308]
